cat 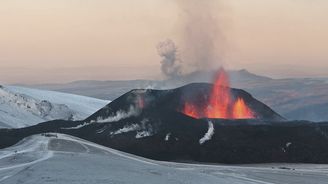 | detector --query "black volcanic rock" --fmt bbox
[1,113,328,164]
